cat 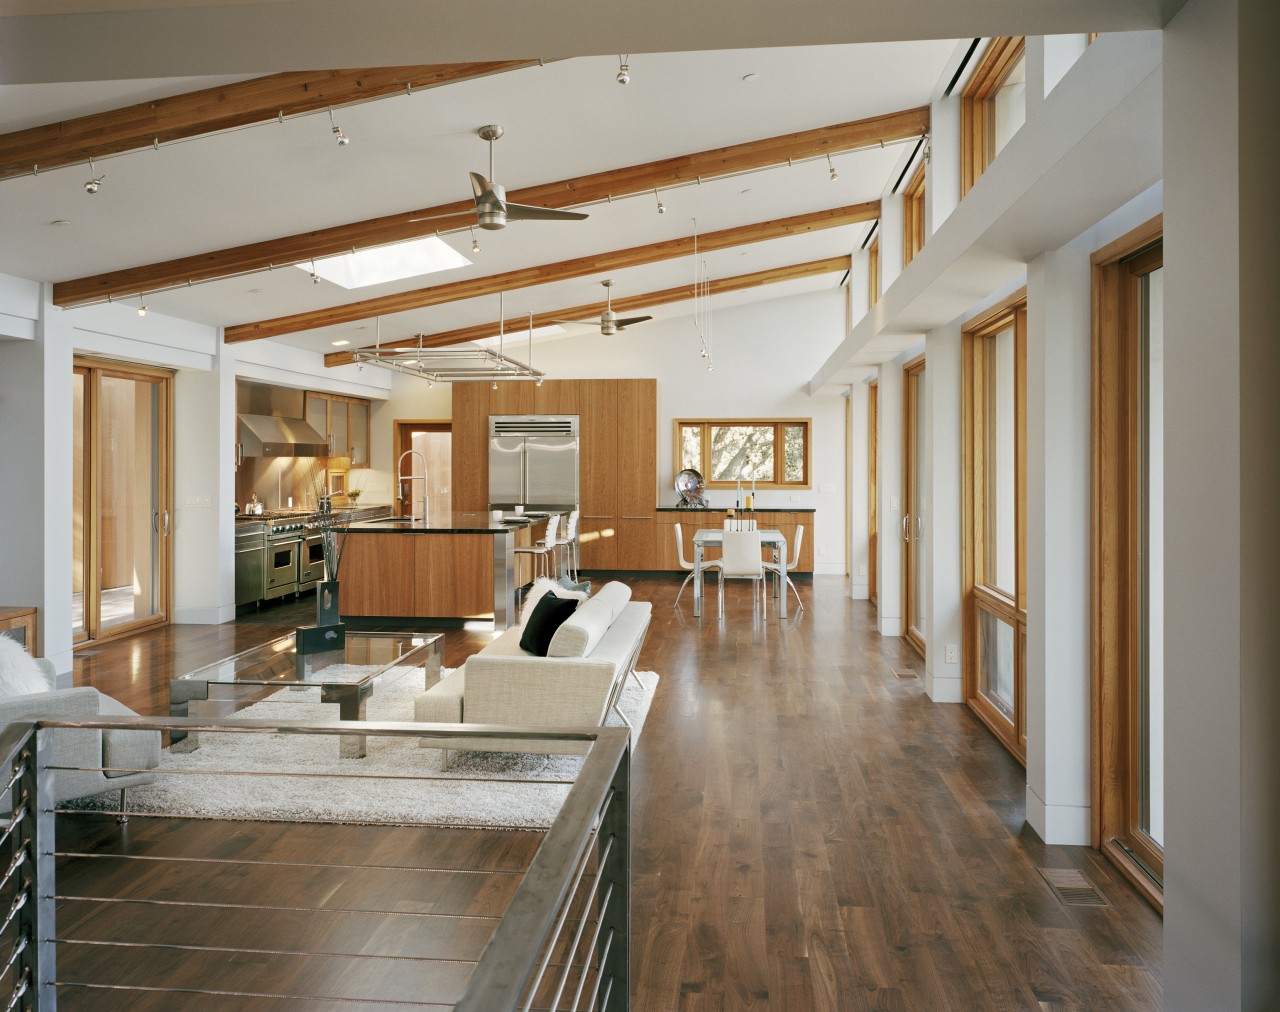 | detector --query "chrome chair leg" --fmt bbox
[674,570,696,605]
[116,788,129,825]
